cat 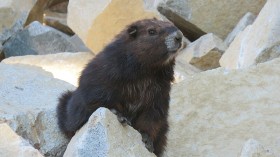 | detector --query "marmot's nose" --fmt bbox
[174,31,183,43]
